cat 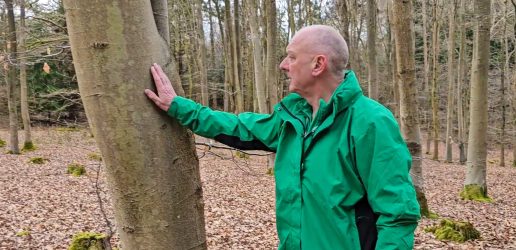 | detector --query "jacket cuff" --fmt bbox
[167,96,188,117]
